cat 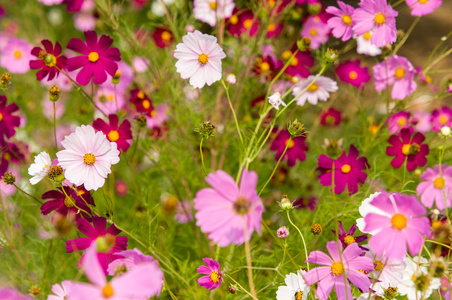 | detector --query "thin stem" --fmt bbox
[225,274,258,300]
[286,211,309,270]
[53,102,57,149]
[243,221,257,298]
[200,138,208,176]
[221,80,244,145]
[13,184,42,204]
[393,17,420,55]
